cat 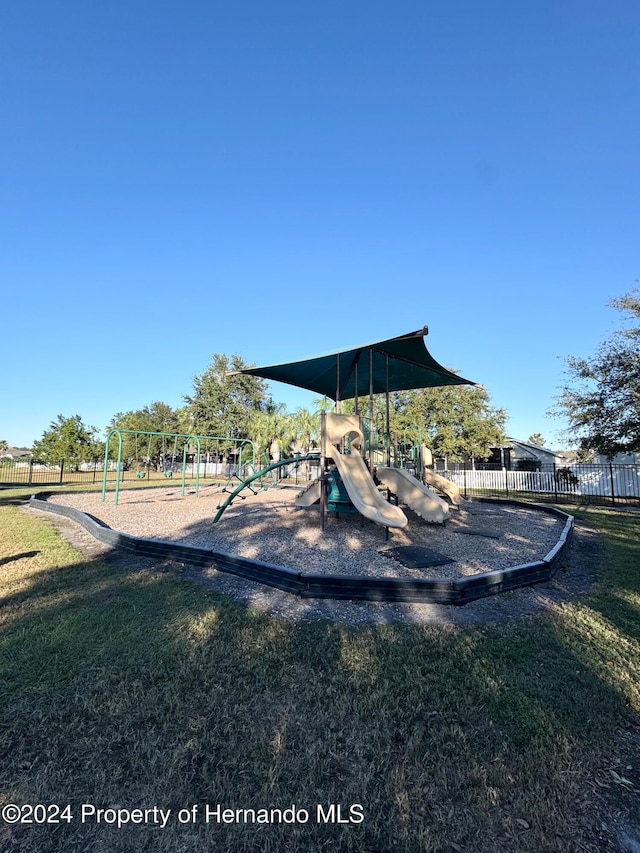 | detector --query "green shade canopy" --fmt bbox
[234,327,477,401]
